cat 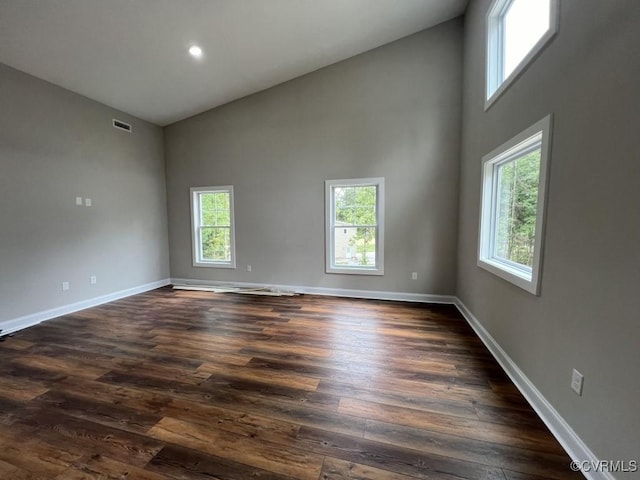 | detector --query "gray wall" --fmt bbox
[0,63,170,324]
[457,0,640,472]
[165,20,463,295]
